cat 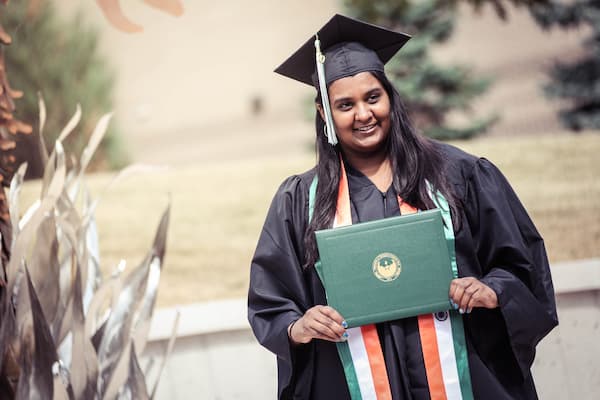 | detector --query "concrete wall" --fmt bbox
[532,259,600,399]
[143,259,600,399]
[142,299,276,399]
